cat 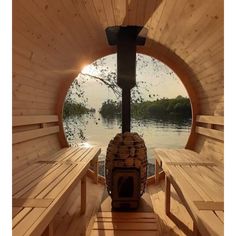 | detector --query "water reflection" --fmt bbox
[63,113,191,176]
